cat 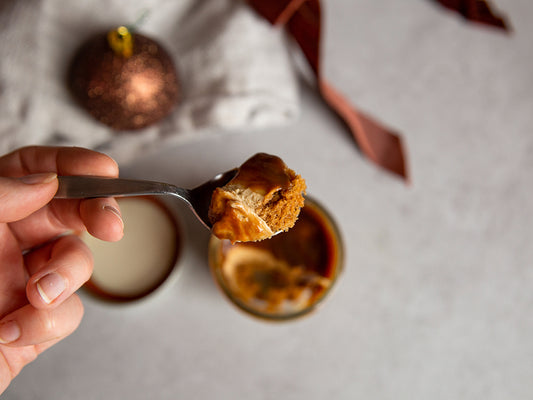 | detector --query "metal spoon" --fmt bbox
[54,169,238,230]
